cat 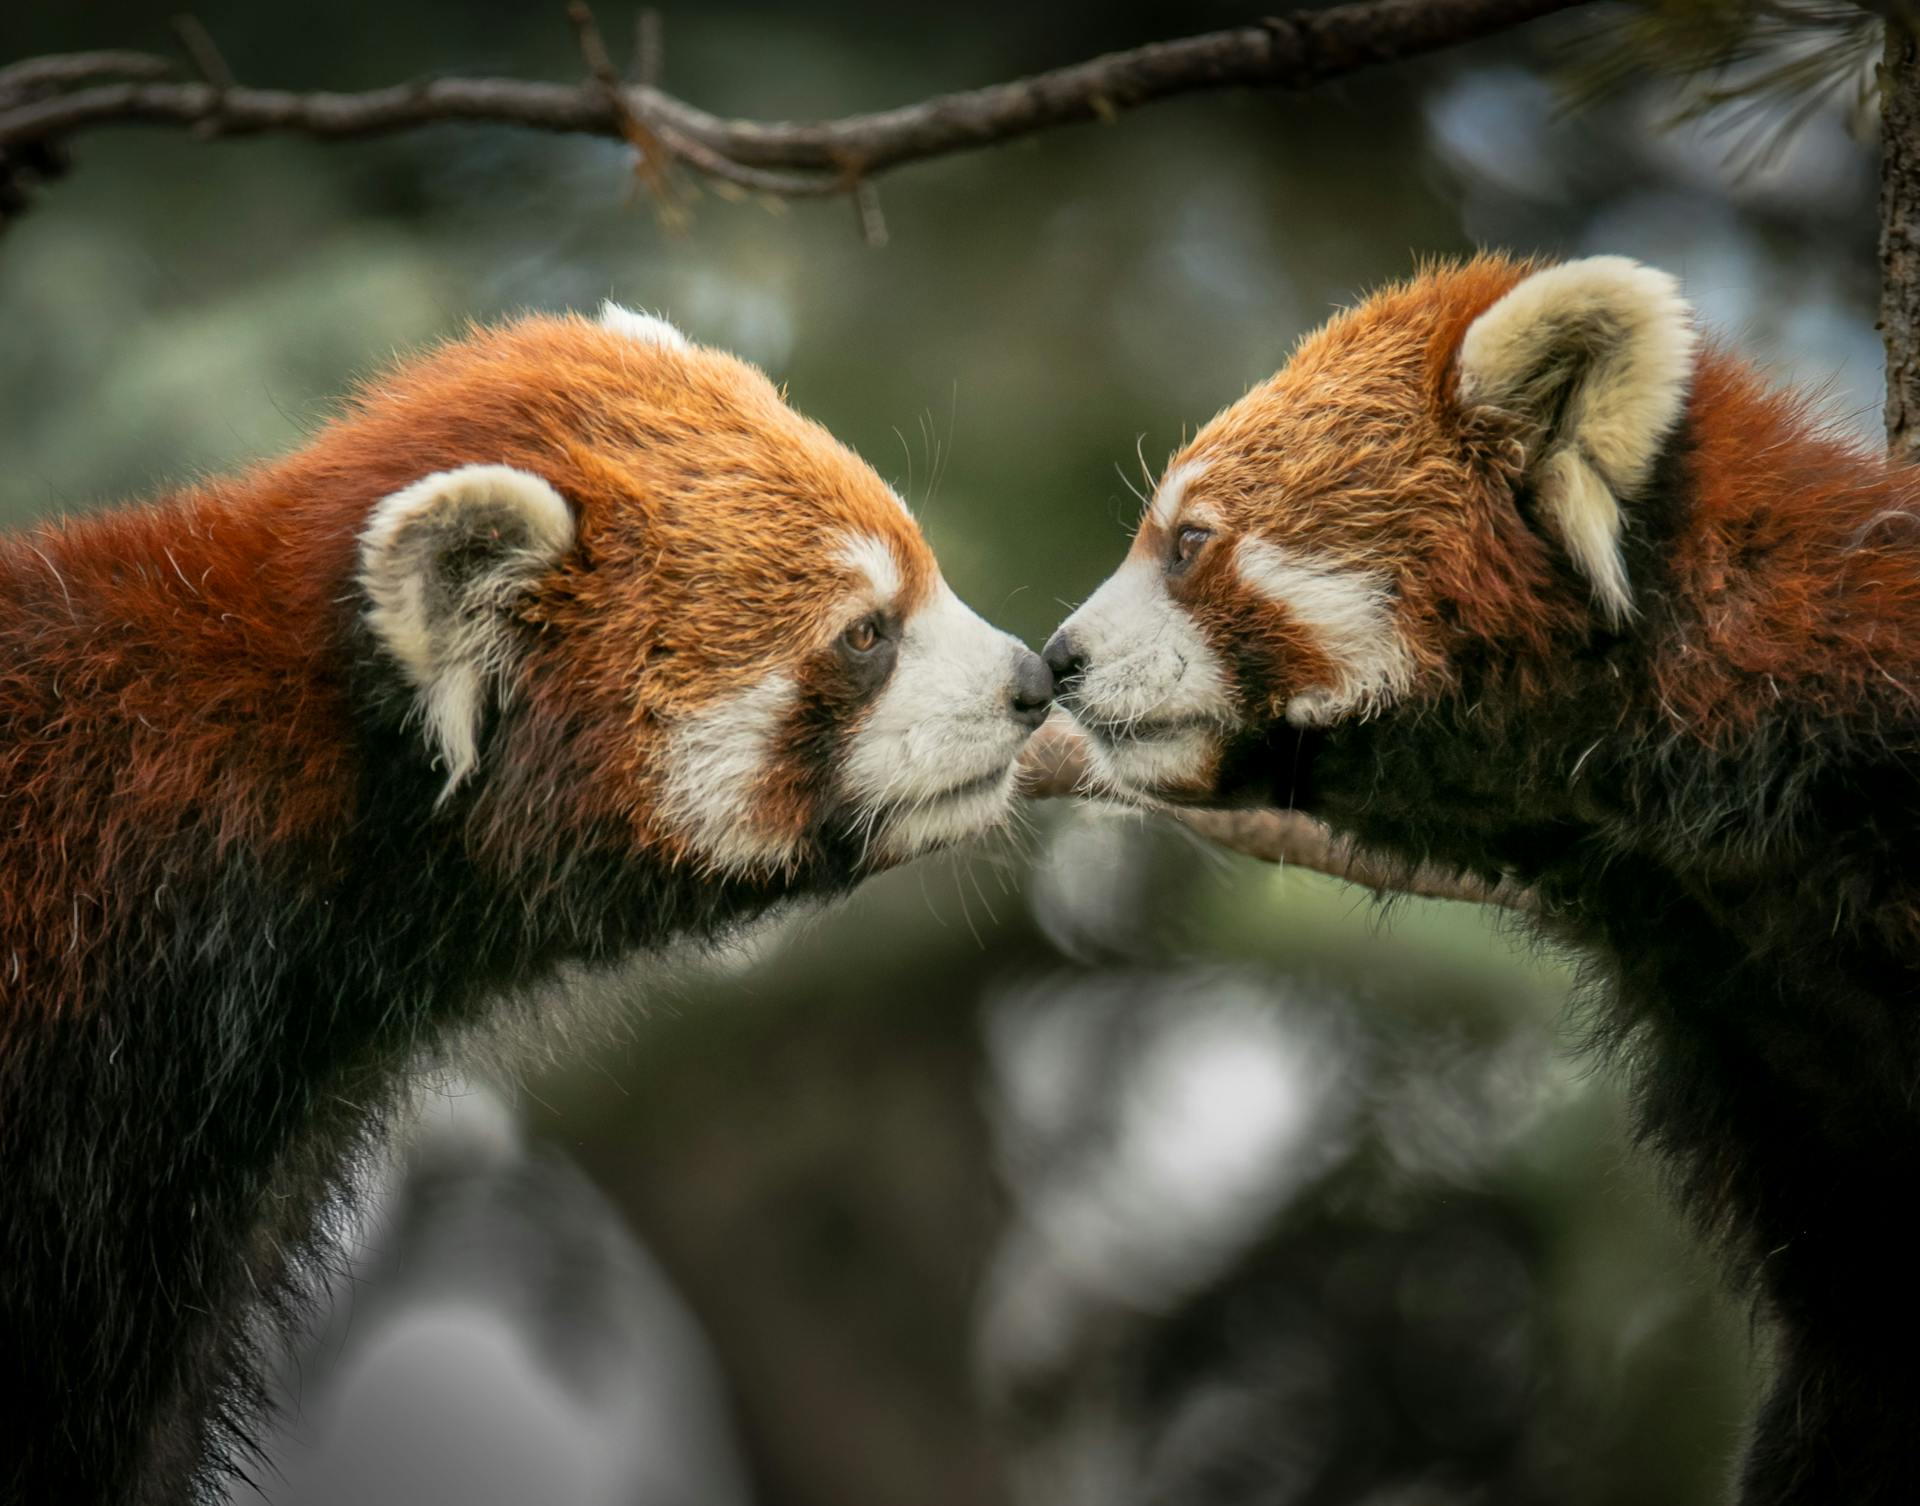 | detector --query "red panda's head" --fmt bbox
[1044,254,1697,808]
[315,305,1051,883]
